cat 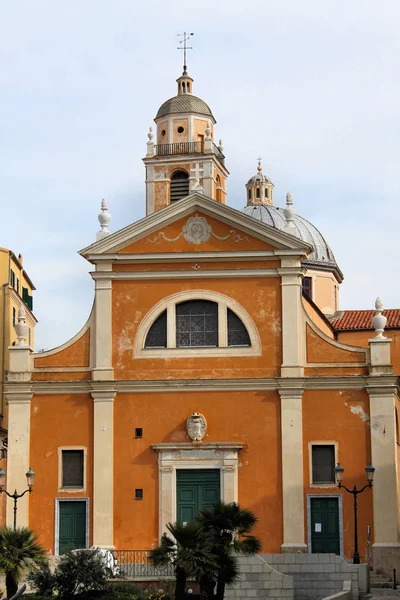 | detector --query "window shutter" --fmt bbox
[312,445,335,483]
[62,450,84,488]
